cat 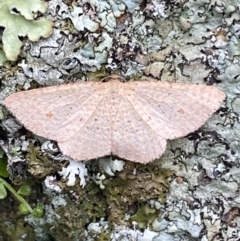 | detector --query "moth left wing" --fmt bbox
[122,81,225,140]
